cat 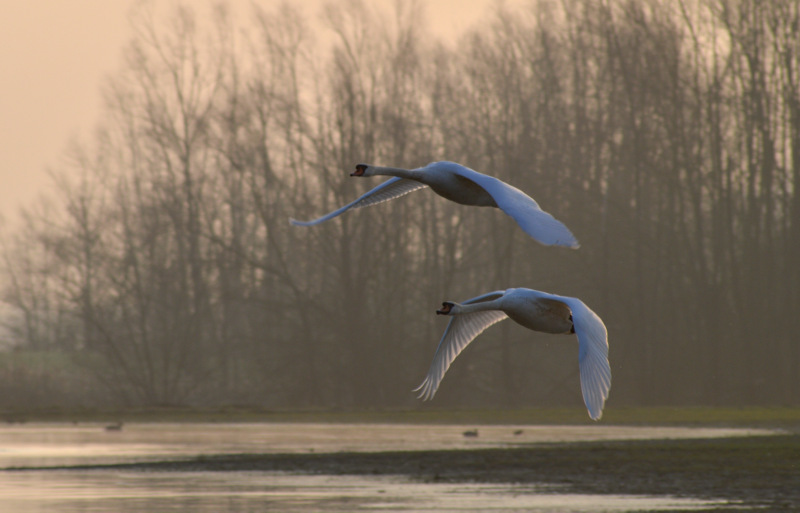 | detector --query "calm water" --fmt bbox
[1,471,734,512]
[0,422,772,512]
